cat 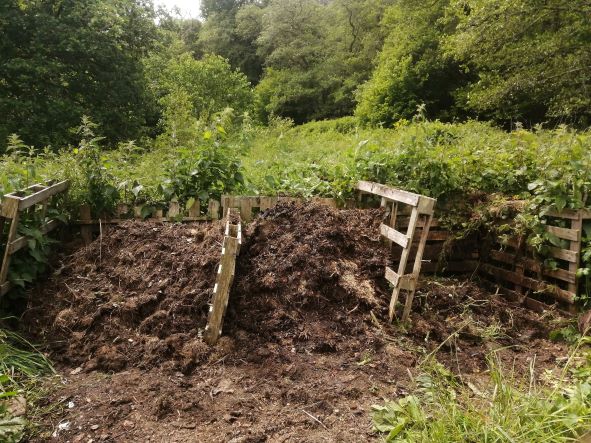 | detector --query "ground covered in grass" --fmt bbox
[16,203,584,442]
